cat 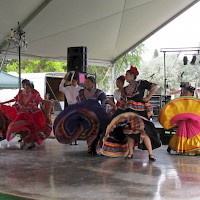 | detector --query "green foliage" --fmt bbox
[114,44,145,78]
[141,53,200,95]
[4,45,199,96]
[3,59,19,72]
[87,44,144,93]
[3,59,66,73]
[87,66,111,92]
[3,45,144,94]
